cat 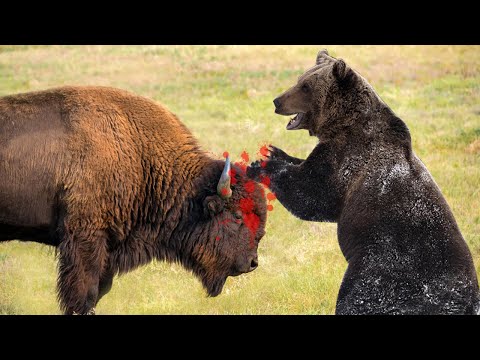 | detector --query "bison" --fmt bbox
[0,86,267,314]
